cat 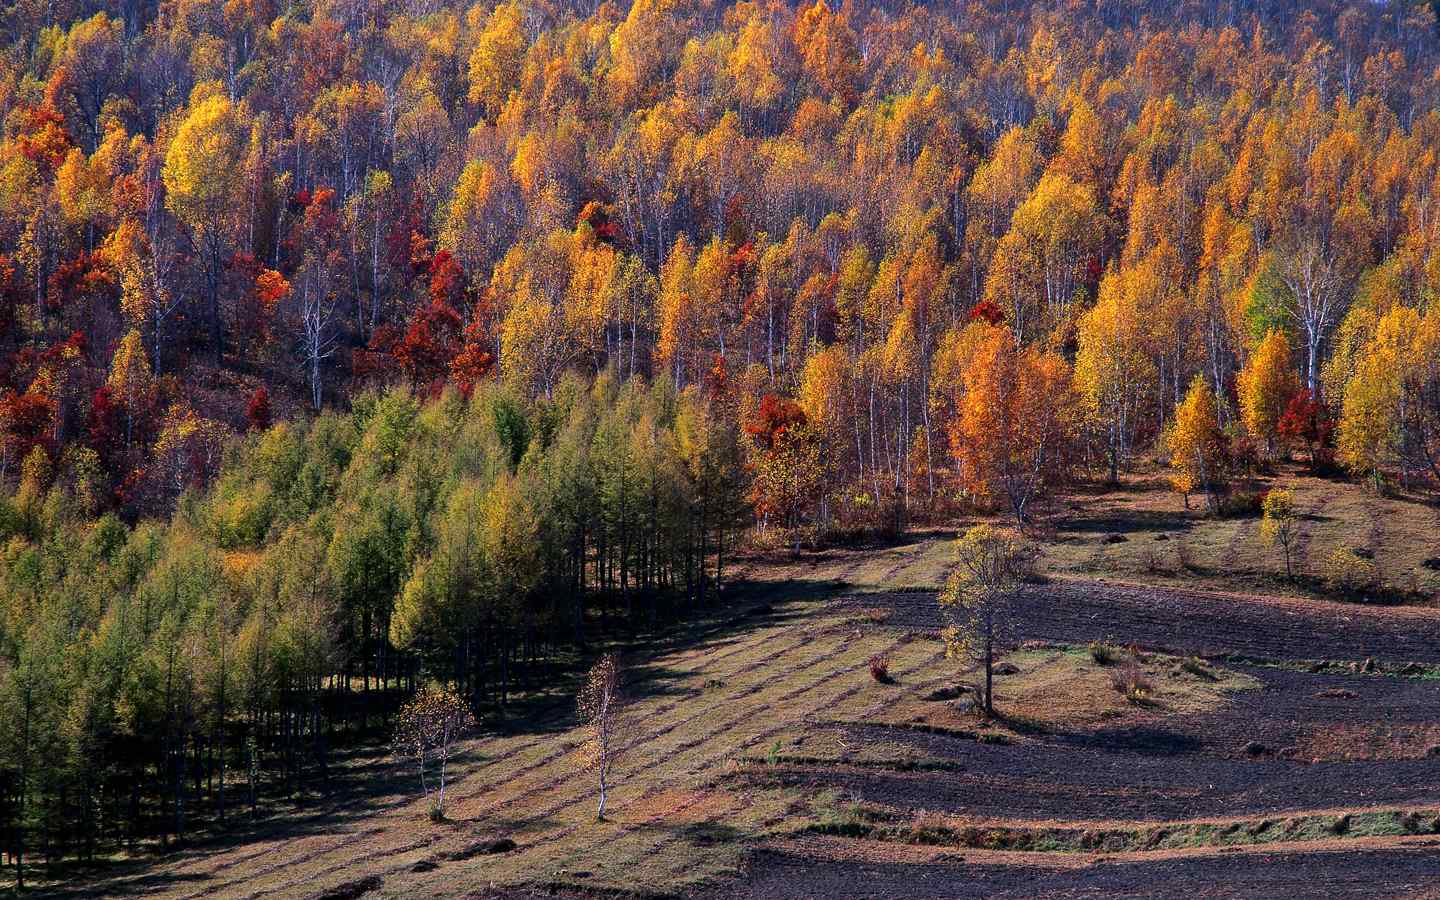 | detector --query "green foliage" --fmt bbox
[1244,264,1294,344]
[0,377,746,868]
